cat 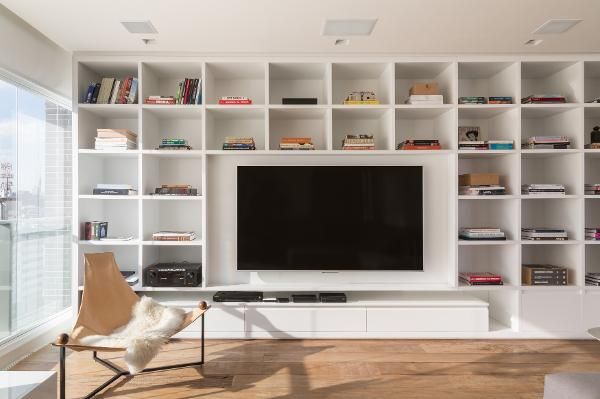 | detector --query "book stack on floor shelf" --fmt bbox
[94,129,137,151]
[152,231,197,242]
[342,135,374,150]
[522,265,568,286]
[459,272,503,286]
[279,137,315,150]
[397,139,441,150]
[523,136,571,150]
[459,227,506,241]
[84,77,138,104]
[521,228,568,241]
[223,137,256,150]
[157,138,192,151]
